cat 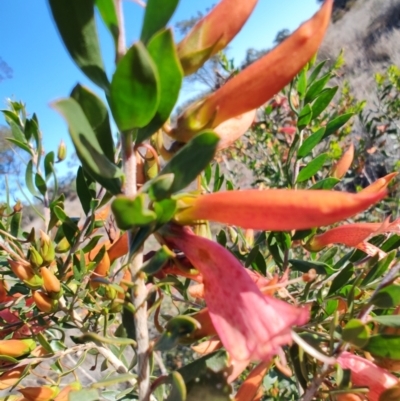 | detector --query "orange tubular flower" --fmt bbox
[178,0,259,75]
[361,172,398,194]
[337,352,399,401]
[172,0,333,139]
[0,339,35,358]
[175,189,386,231]
[163,225,309,362]
[332,143,354,179]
